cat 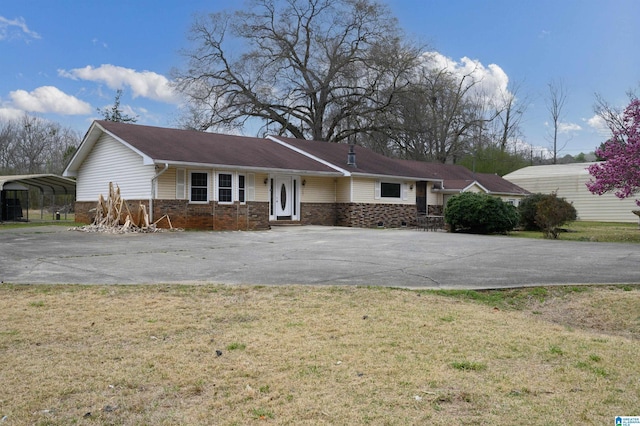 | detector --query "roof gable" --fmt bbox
[66,121,340,175]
